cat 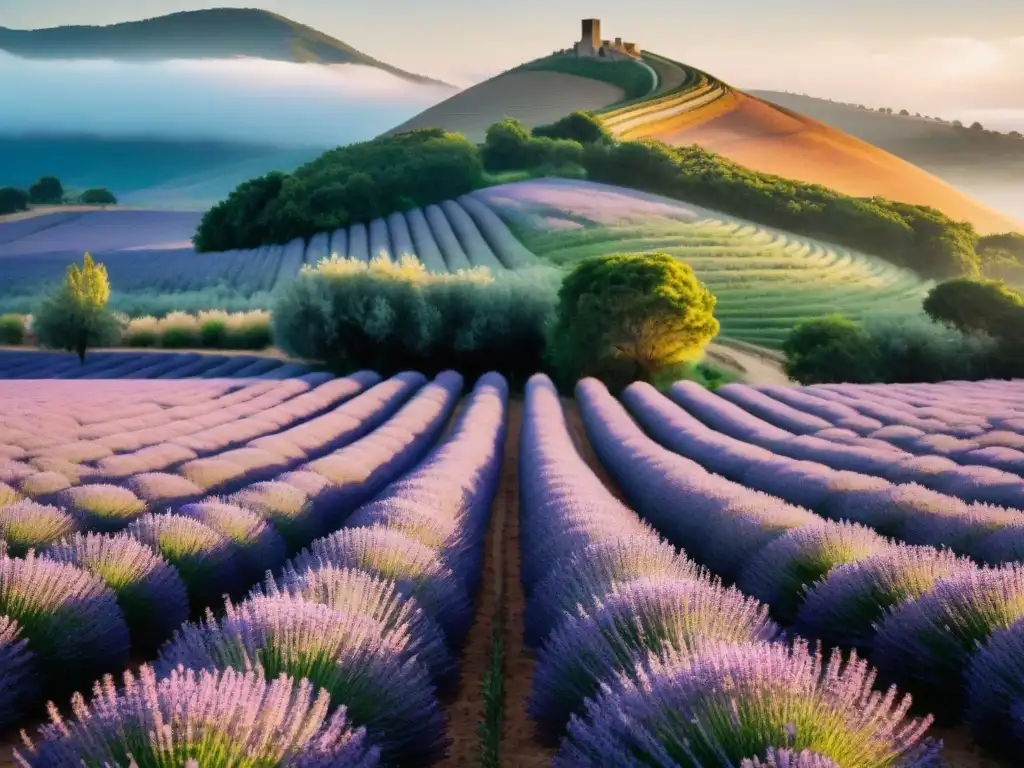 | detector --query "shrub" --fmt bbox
[194,128,484,252]
[0,314,26,344]
[121,316,159,347]
[481,118,584,175]
[0,186,29,215]
[32,253,122,364]
[863,314,1002,382]
[27,176,63,205]
[0,500,78,557]
[533,110,614,145]
[0,617,36,730]
[550,252,719,387]
[156,311,202,348]
[78,188,117,205]
[221,309,272,349]
[782,315,878,384]
[272,255,556,384]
